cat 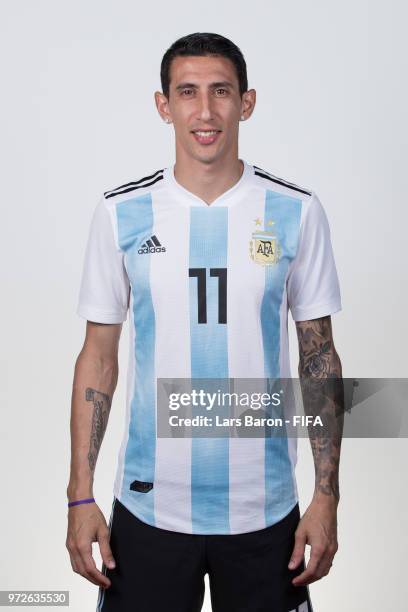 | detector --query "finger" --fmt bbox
[77,542,112,588]
[98,528,116,570]
[81,557,110,588]
[292,545,325,586]
[70,551,102,586]
[314,550,336,579]
[311,540,338,580]
[69,555,79,574]
[66,545,81,576]
[288,530,307,570]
